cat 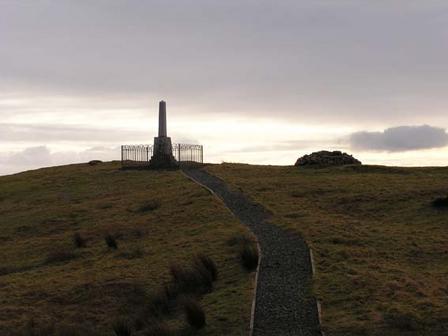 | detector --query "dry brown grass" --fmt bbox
[208,163,448,336]
[0,162,254,335]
